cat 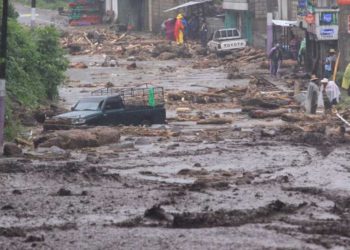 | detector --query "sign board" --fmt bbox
[317,26,338,40]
